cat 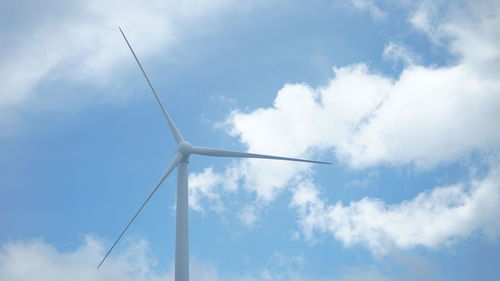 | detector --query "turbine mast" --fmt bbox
[175,157,190,281]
